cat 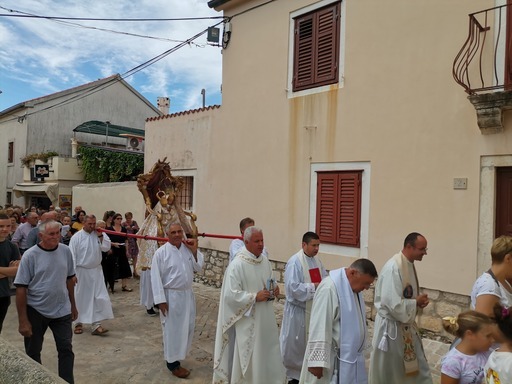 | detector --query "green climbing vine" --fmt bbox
[78,146,144,183]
